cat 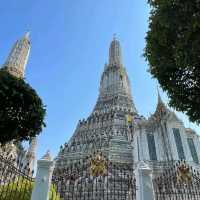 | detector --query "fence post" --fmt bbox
[135,161,155,200]
[31,151,54,200]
